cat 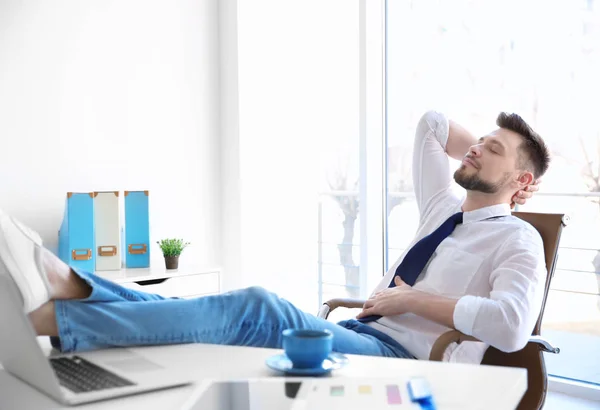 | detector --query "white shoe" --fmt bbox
[0,210,51,312]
